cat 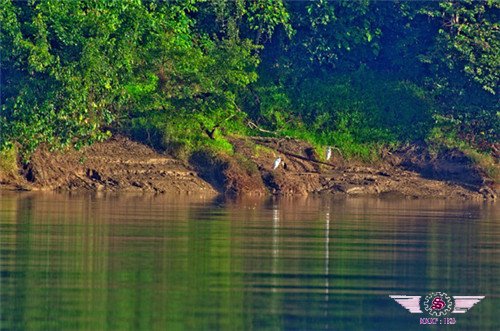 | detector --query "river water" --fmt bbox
[0,193,498,330]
